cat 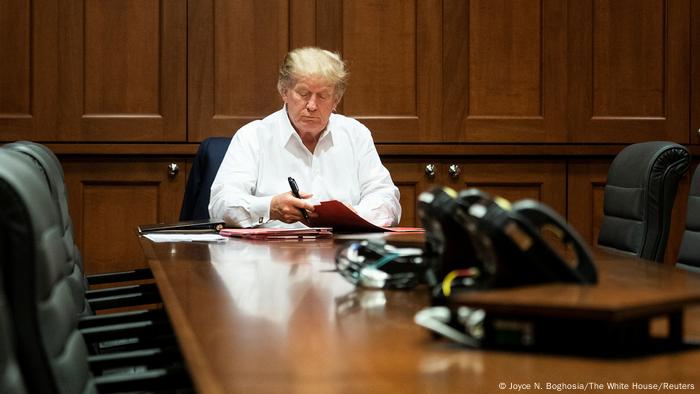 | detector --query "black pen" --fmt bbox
[287,177,310,222]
